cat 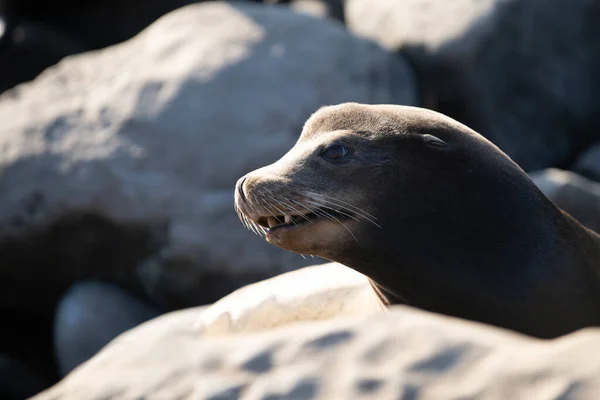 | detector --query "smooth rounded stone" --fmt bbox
[0,354,49,400]
[264,0,344,22]
[531,168,600,233]
[0,2,416,317]
[54,281,160,377]
[197,262,383,336]
[32,302,600,400]
[345,0,600,171]
[573,142,600,183]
